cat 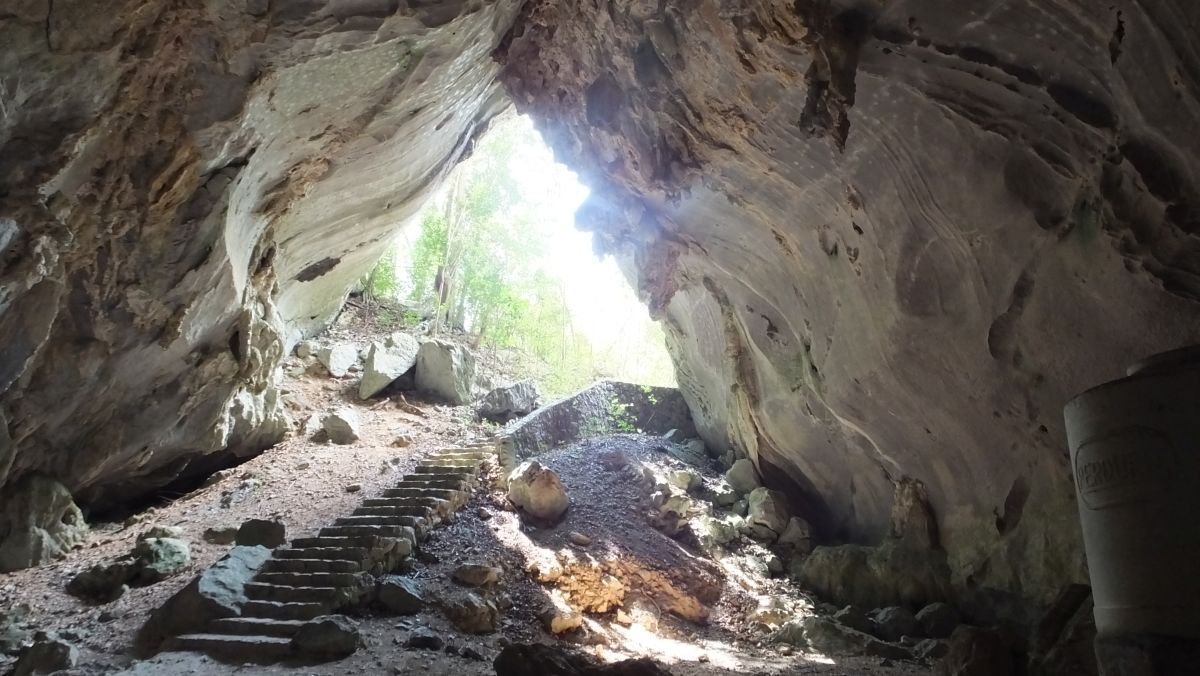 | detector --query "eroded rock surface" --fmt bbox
[3,0,1200,621]
[0,0,518,527]
[497,0,1200,607]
